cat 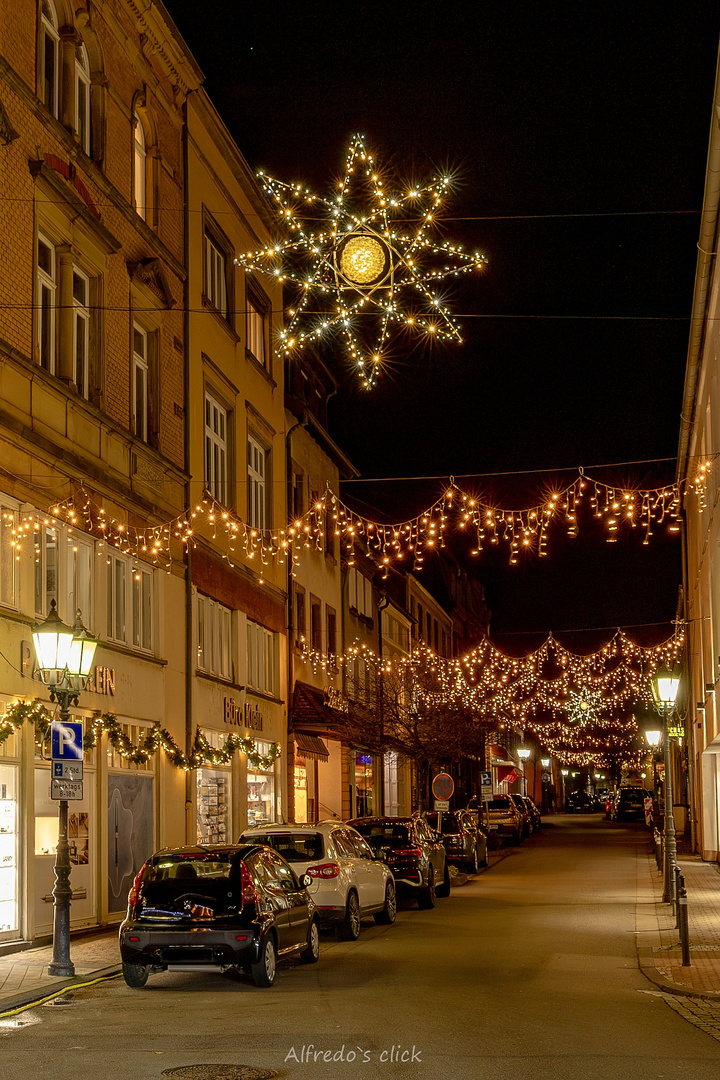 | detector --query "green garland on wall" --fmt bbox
[0,699,280,772]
